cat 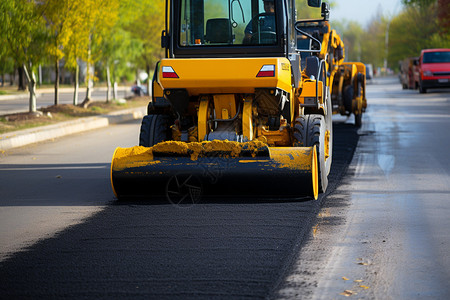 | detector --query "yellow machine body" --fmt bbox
[112,57,321,199]
[110,0,338,201]
[158,58,293,95]
[296,20,367,125]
